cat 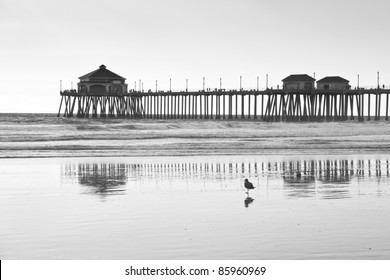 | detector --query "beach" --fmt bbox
[1,114,390,259]
[1,154,390,259]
